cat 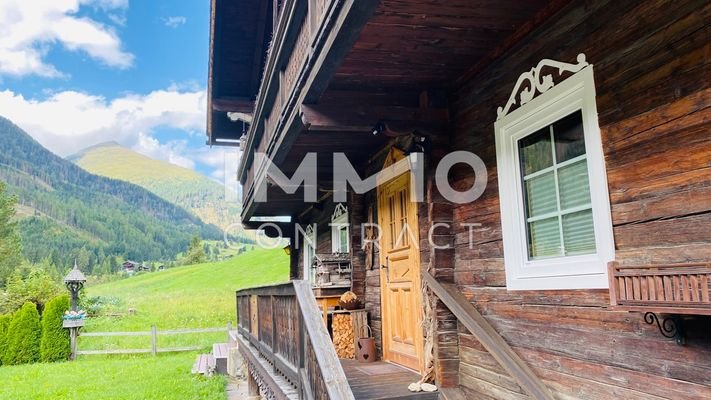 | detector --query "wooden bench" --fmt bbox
[608,261,711,316]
